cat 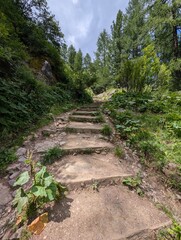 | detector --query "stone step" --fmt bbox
[48,153,134,190]
[69,115,103,123]
[66,122,103,134]
[32,186,171,240]
[72,111,98,116]
[61,133,114,155]
[78,107,100,111]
